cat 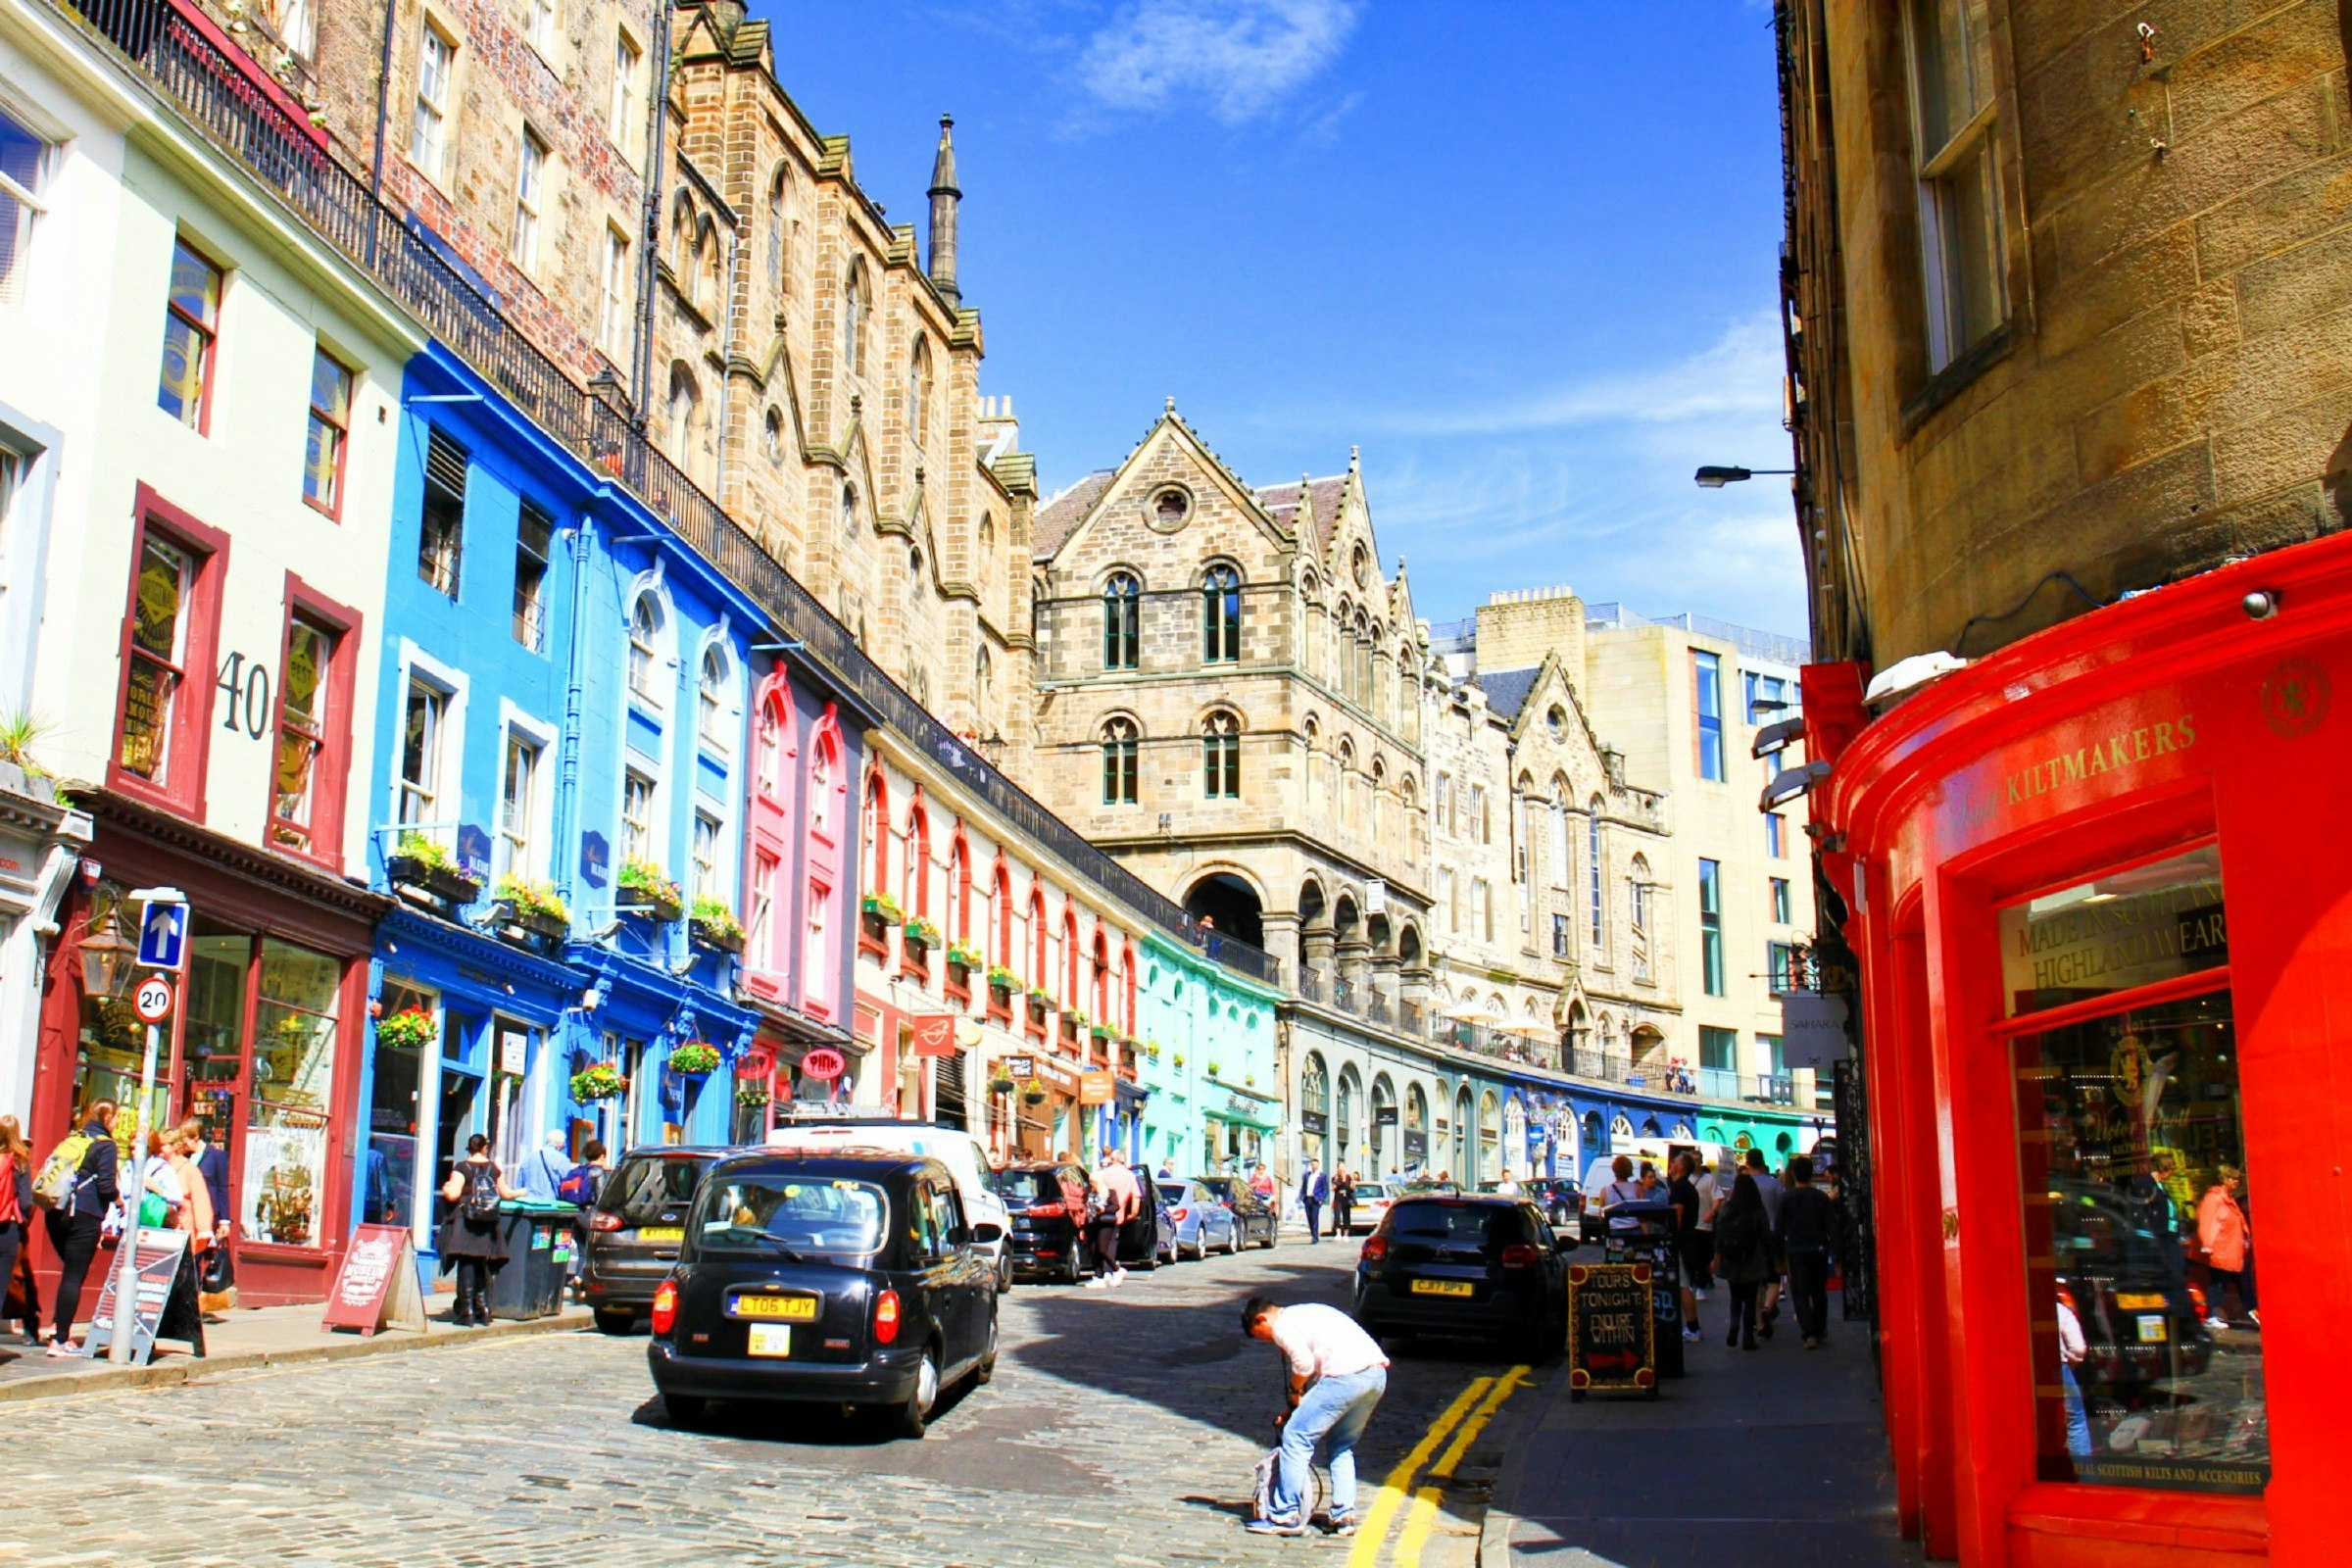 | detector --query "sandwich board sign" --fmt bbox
[321,1224,429,1337]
